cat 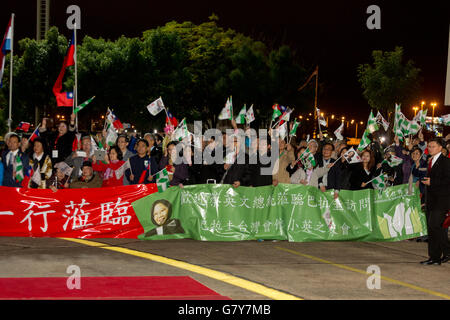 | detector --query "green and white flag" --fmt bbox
[419,109,427,126]
[245,104,255,124]
[289,120,300,136]
[299,147,316,169]
[442,114,450,126]
[407,119,421,135]
[218,97,233,120]
[14,155,24,183]
[271,104,282,121]
[357,129,371,152]
[155,168,170,193]
[387,155,403,167]
[105,127,118,146]
[74,96,95,114]
[371,173,387,190]
[235,105,247,124]
[367,110,379,133]
[173,118,190,141]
